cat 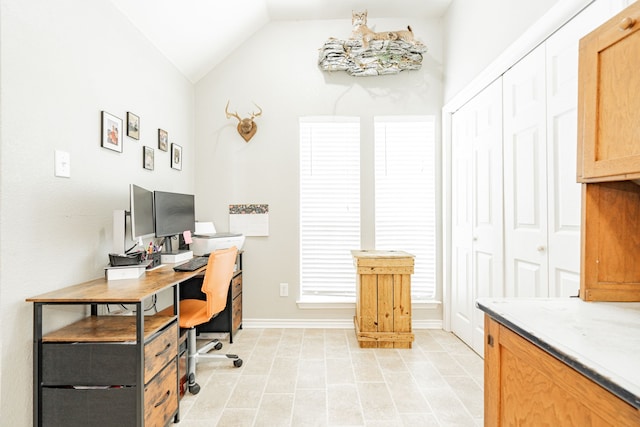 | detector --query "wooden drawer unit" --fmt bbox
[39,315,178,426]
[42,327,178,427]
[183,269,244,342]
[144,361,178,427]
[578,1,640,182]
[144,322,177,382]
[231,274,243,333]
